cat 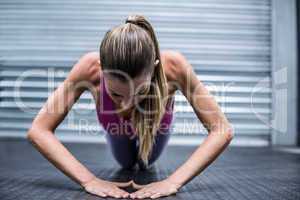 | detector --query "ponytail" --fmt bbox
[100,14,168,166]
[125,14,168,166]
